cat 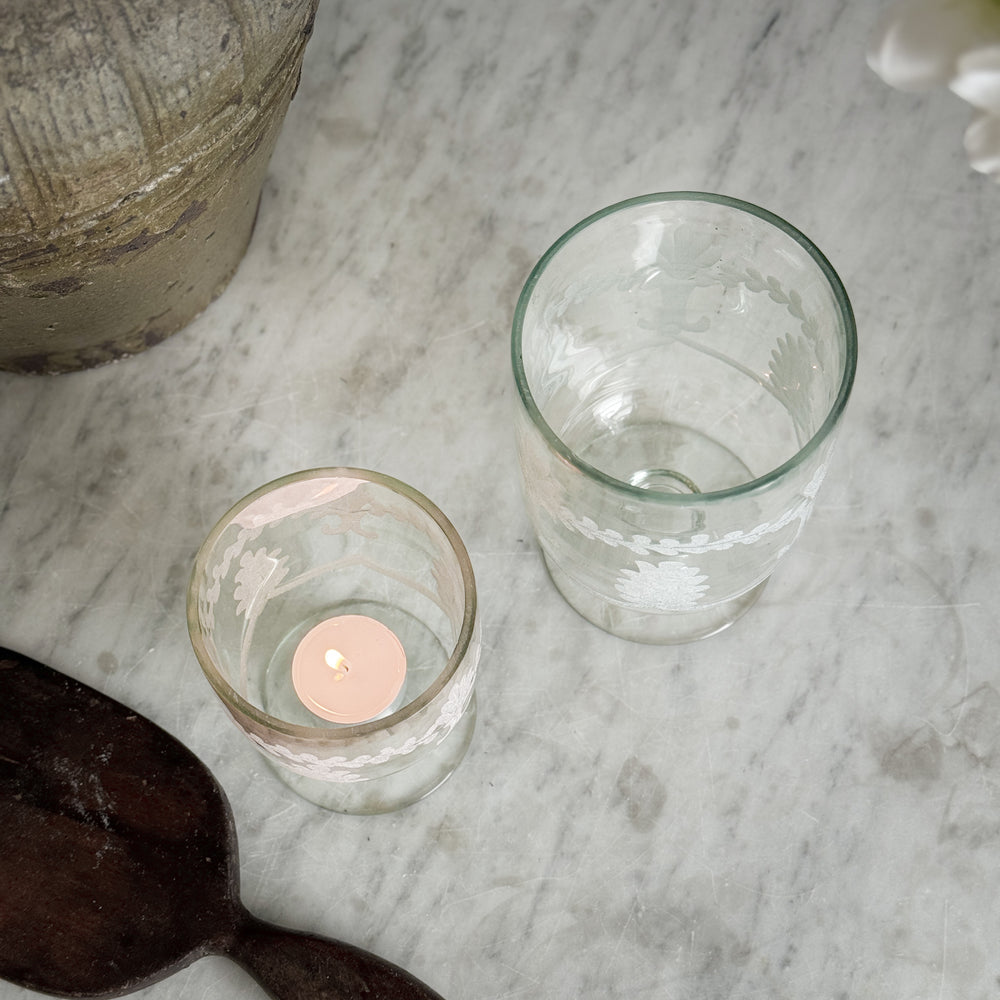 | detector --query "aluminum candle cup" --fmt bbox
[512,193,857,644]
[187,469,480,814]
